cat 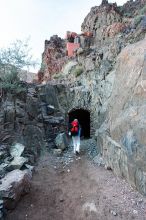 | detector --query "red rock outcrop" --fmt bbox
[40,35,67,82]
